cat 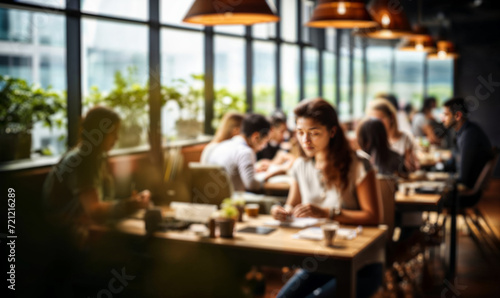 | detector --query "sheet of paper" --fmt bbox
[264,217,326,228]
[292,227,358,240]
